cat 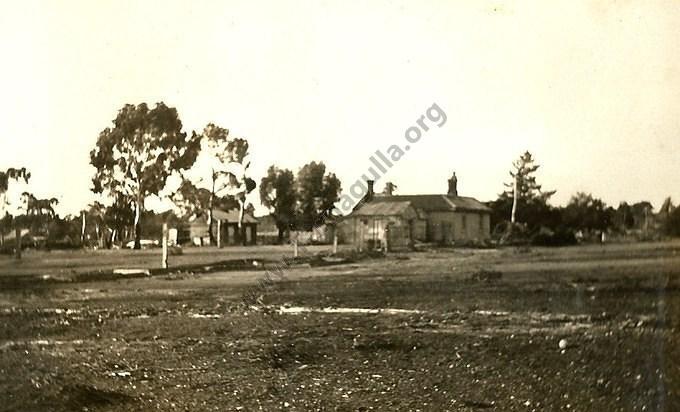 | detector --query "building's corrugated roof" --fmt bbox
[352,201,415,217]
[190,208,258,224]
[368,194,491,213]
